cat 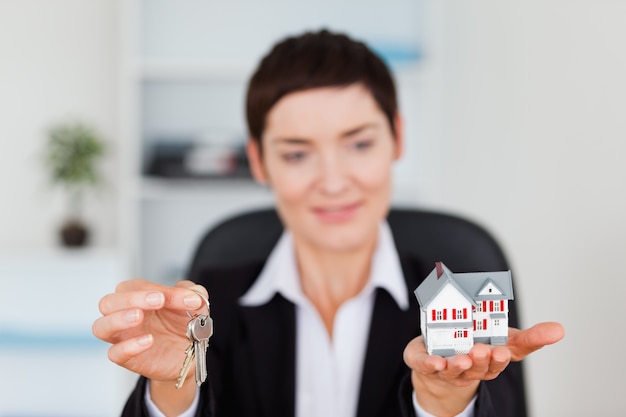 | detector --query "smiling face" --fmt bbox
[247,83,403,253]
